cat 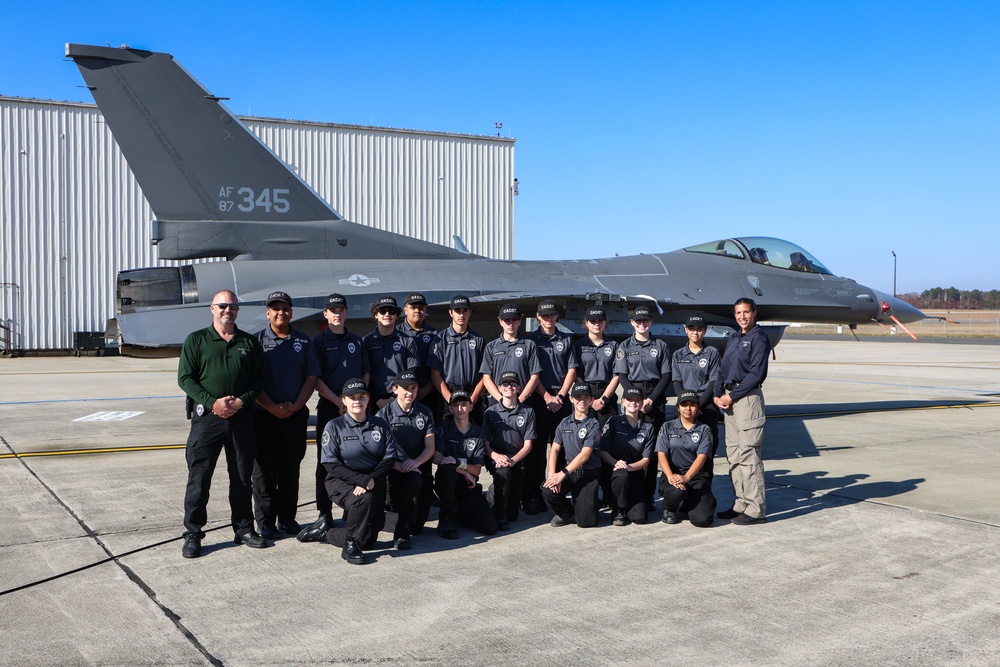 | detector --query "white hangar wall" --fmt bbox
[0,97,516,352]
